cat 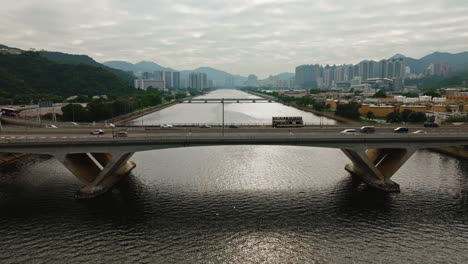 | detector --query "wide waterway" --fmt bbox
[0,89,467,263]
[128,89,337,126]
